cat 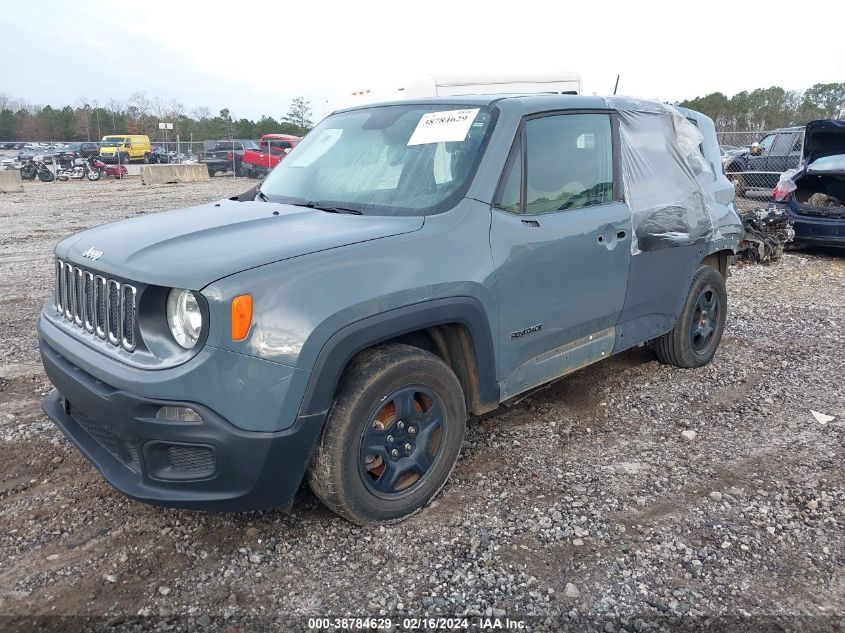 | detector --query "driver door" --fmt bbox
[746,133,775,187]
[490,111,631,399]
